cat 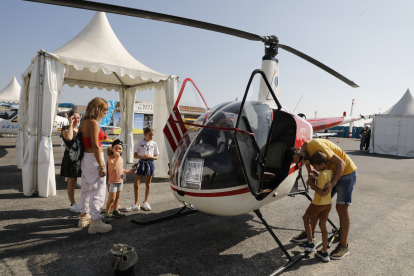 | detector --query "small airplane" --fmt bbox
[24,0,369,273]
[0,108,68,135]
